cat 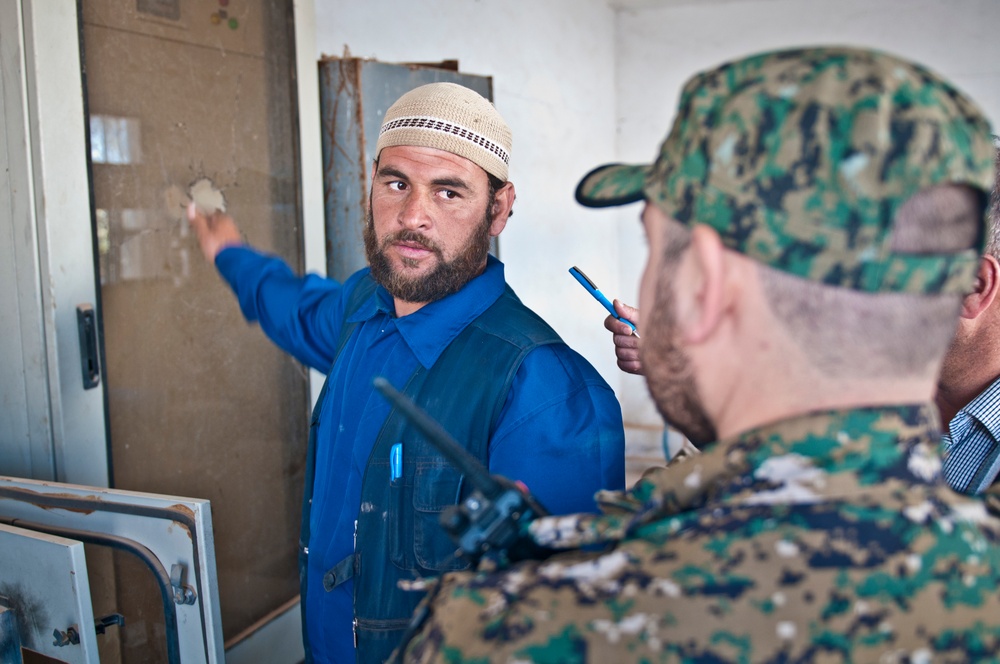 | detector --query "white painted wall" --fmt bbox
[609,0,1000,431]
[313,0,624,397]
